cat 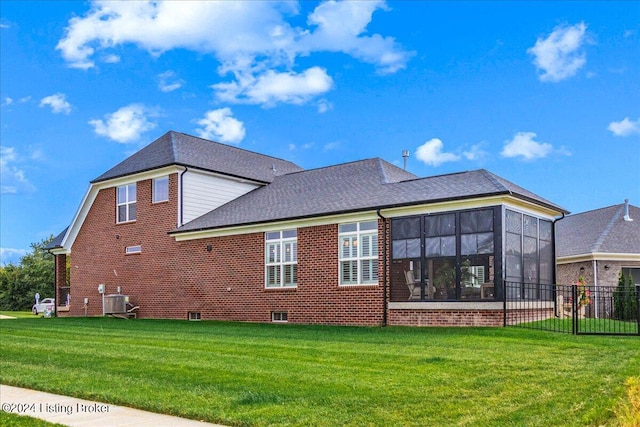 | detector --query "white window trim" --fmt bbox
[338,221,379,286]
[152,176,169,203]
[116,183,136,223]
[265,230,297,289]
[271,311,288,322]
[125,245,141,254]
